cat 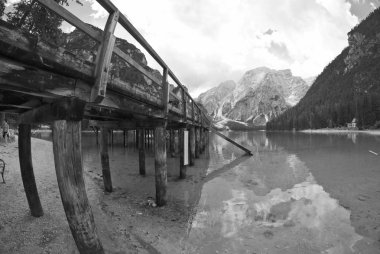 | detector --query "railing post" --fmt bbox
[162,67,169,117]
[91,10,120,103]
[182,89,187,122]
